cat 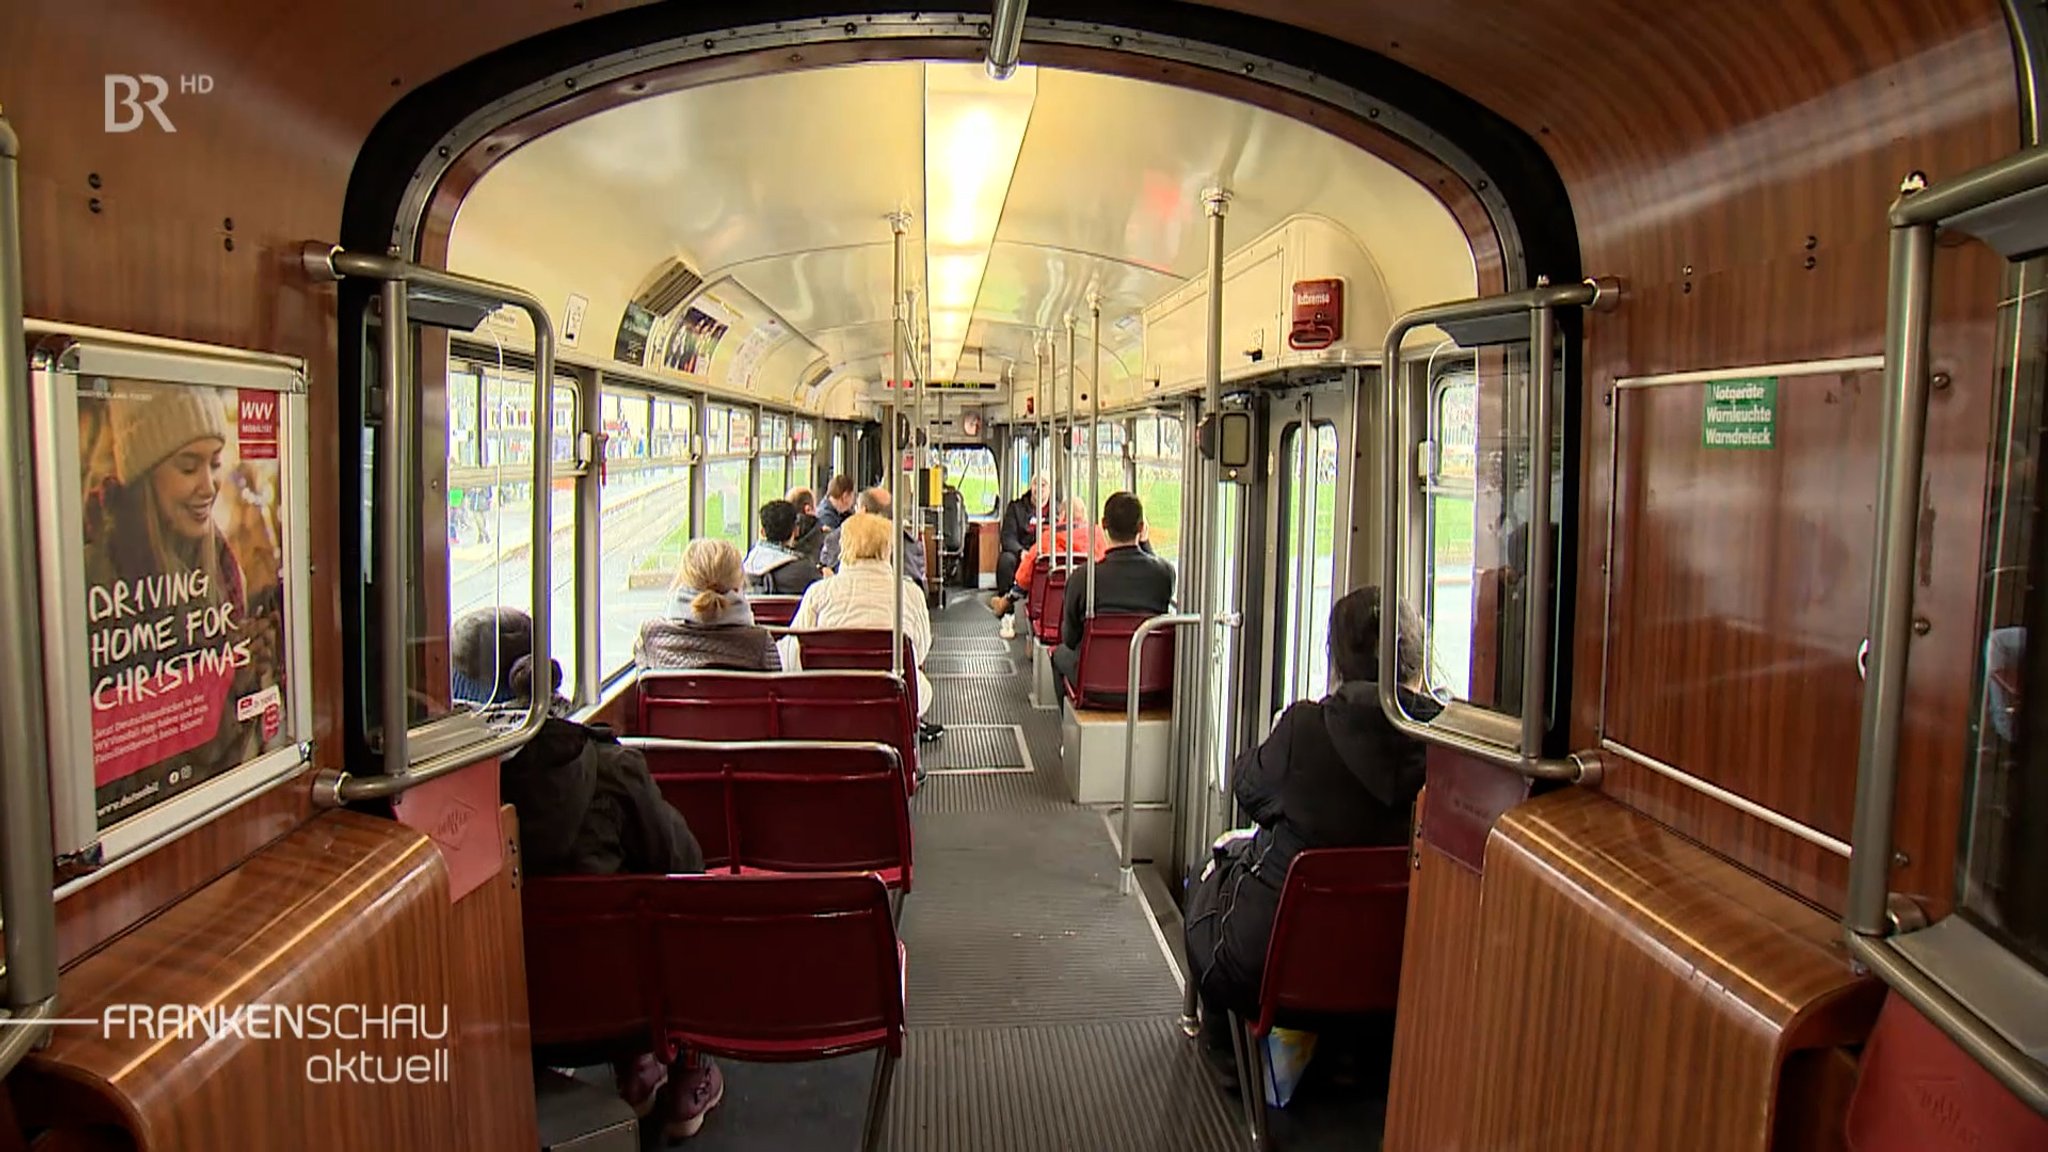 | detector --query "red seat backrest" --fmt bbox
[1067,612,1175,710]
[635,738,911,889]
[1034,569,1069,646]
[751,596,802,627]
[522,873,905,1062]
[791,630,920,738]
[1025,554,1054,621]
[1844,991,2048,1151]
[1254,846,1410,1035]
[635,670,916,794]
